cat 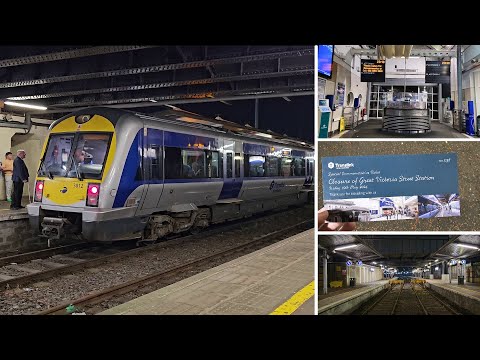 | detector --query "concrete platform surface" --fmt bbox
[0,198,29,221]
[318,280,390,315]
[426,279,480,314]
[101,229,315,315]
